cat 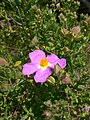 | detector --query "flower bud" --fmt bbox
[62,77,71,84]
